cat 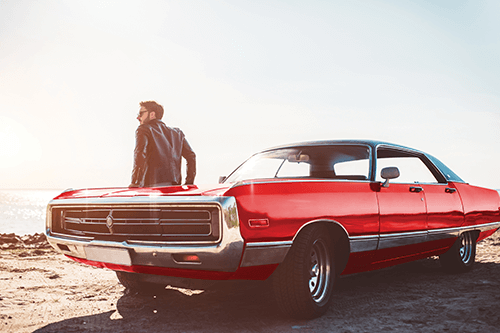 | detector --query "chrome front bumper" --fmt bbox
[46,196,291,271]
